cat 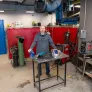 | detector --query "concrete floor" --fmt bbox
[0,54,92,92]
